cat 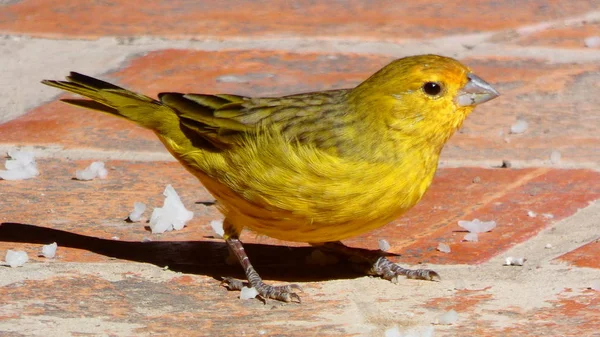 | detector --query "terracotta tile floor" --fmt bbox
[1,1,599,336]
